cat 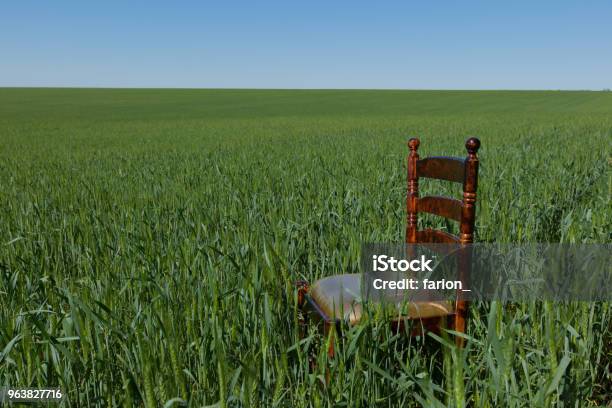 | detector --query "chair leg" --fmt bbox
[295,280,309,309]
[323,321,337,385]
[295,281,318,371]
[295,280,309,338]
[454,308,467,348]
[324,321,335,358]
